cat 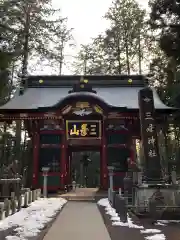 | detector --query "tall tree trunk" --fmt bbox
[125,38,130,74]
[59,40,64,75]
[1,122,7,166]
[16,3,31,163]
[138,29,142,74]
[84,55,87,75]
[21,3,30,77]
[116,36,122,74]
